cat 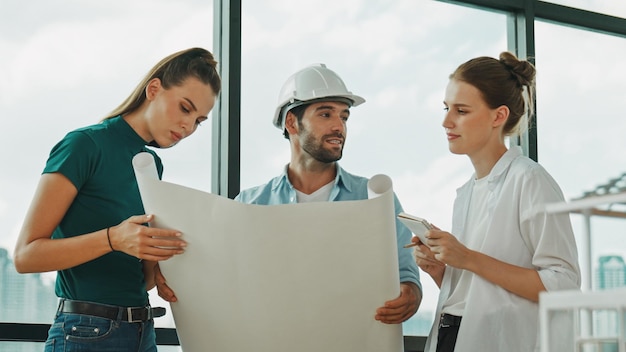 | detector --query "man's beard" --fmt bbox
[299,125,344,163]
